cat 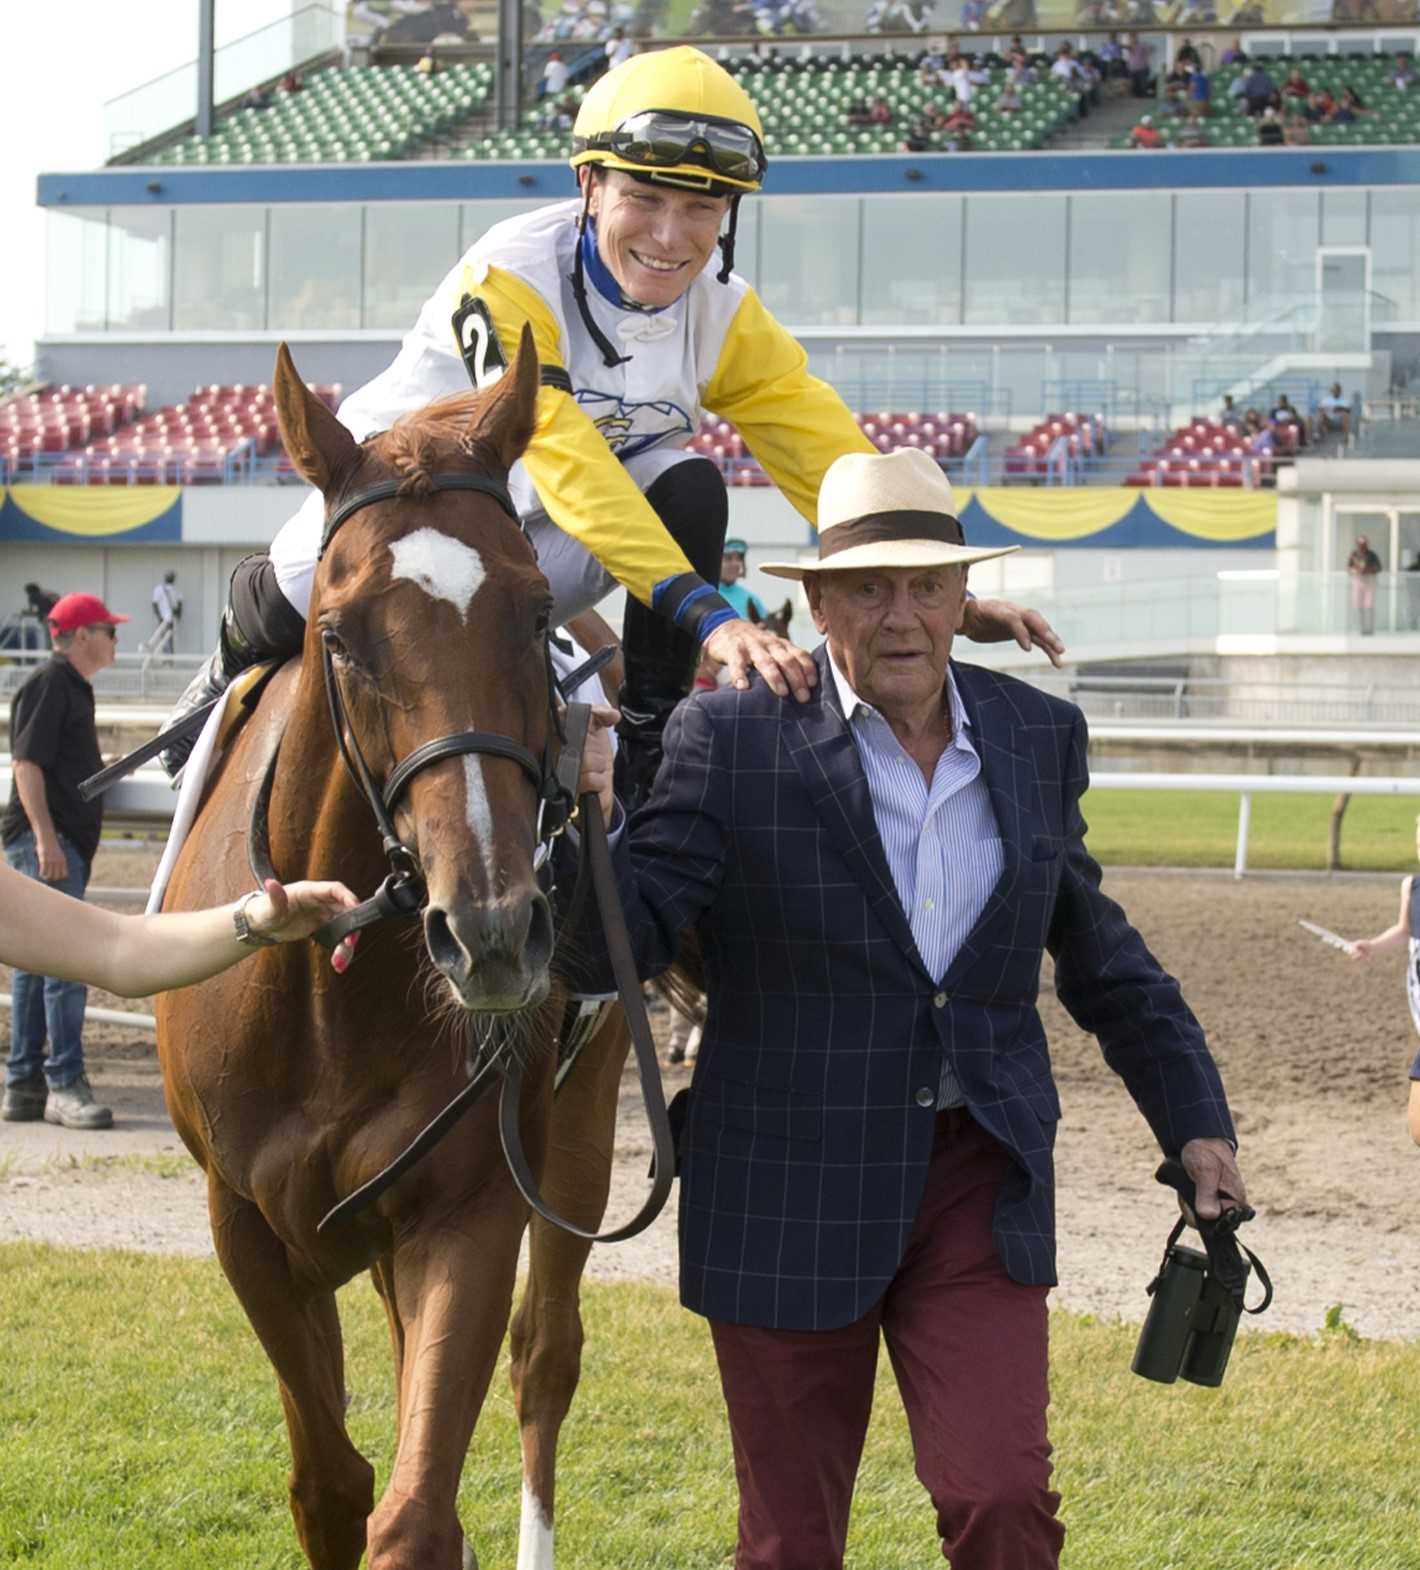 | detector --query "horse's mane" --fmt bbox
[384,388,503,498]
